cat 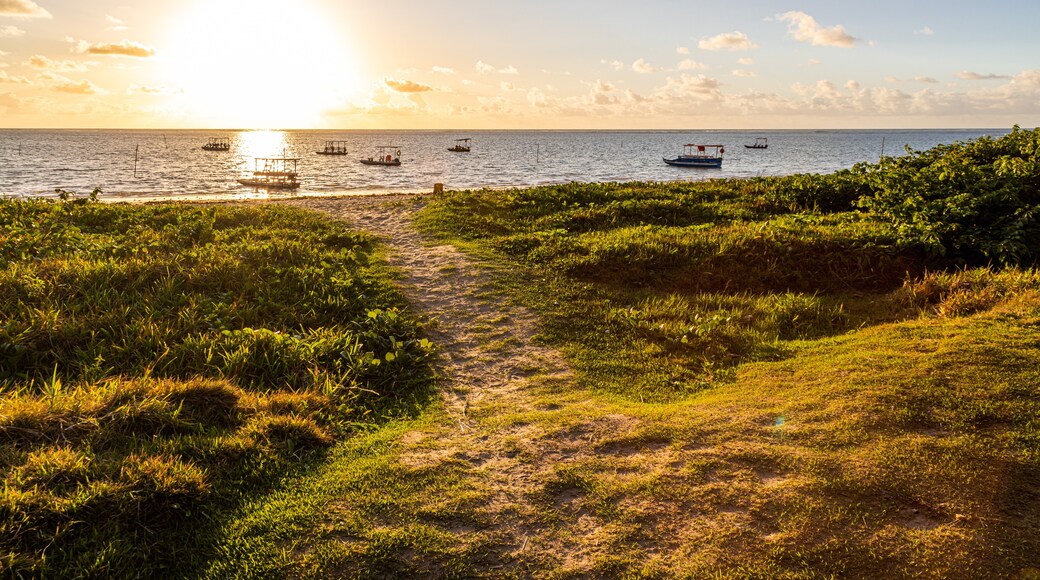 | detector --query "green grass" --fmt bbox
[406,177,1040,576]
[0,199,435,577]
